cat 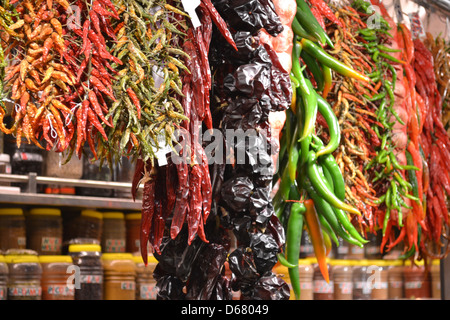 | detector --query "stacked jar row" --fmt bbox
[0,208,143,255]
[0,247,158,300]
[275,258,440,300]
